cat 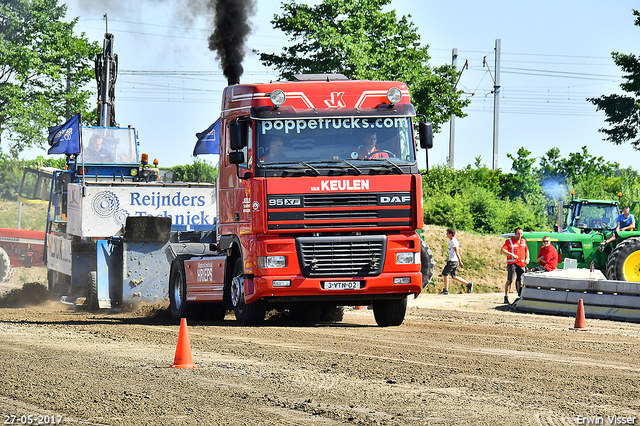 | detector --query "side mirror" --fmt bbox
[229,118,247,150]
[229,151,245,164]
[419,122,433,149]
